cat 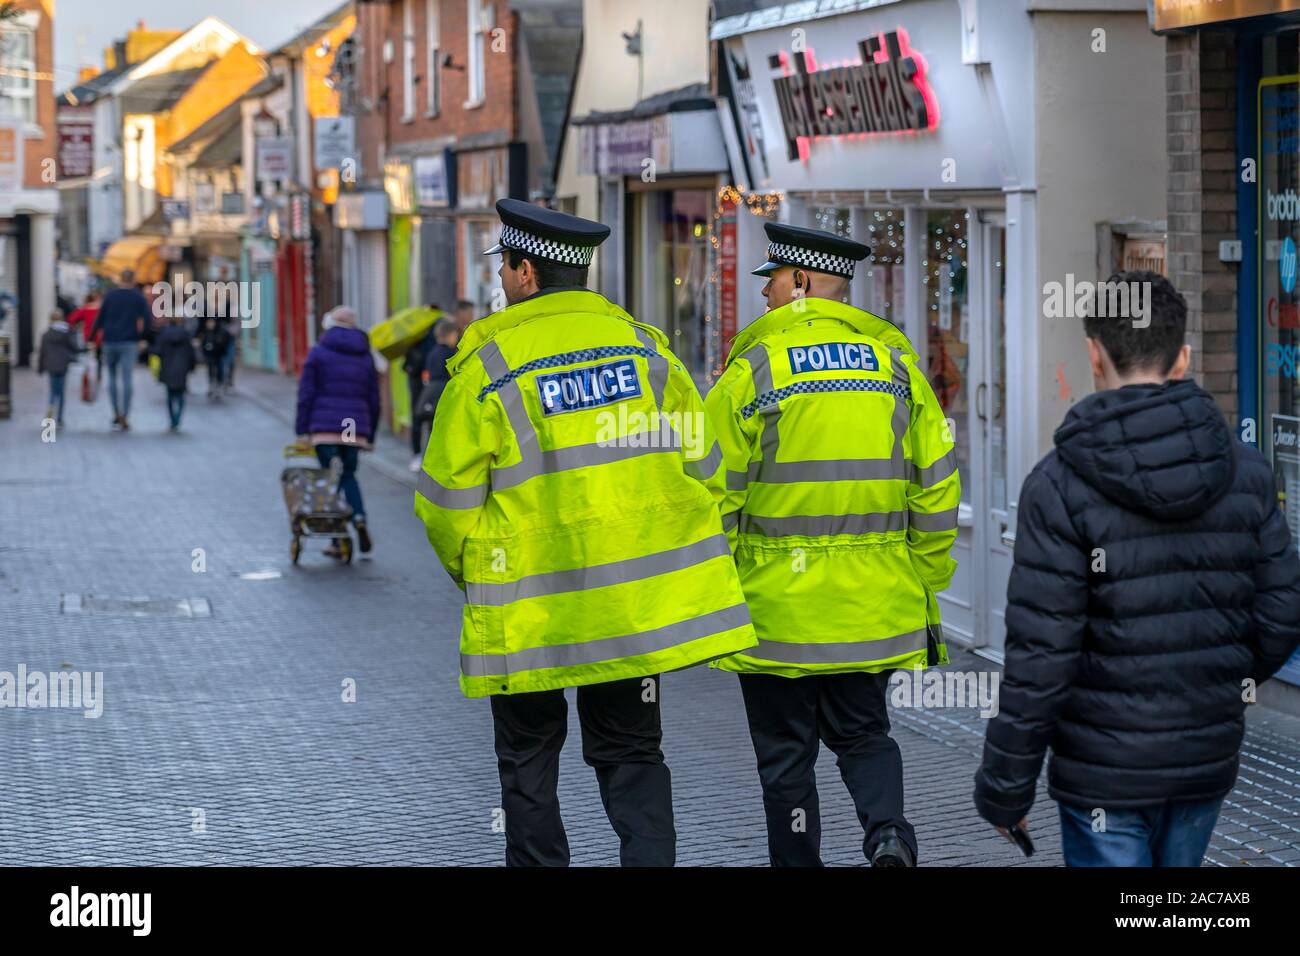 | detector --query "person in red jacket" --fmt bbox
[68,291,102,380]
